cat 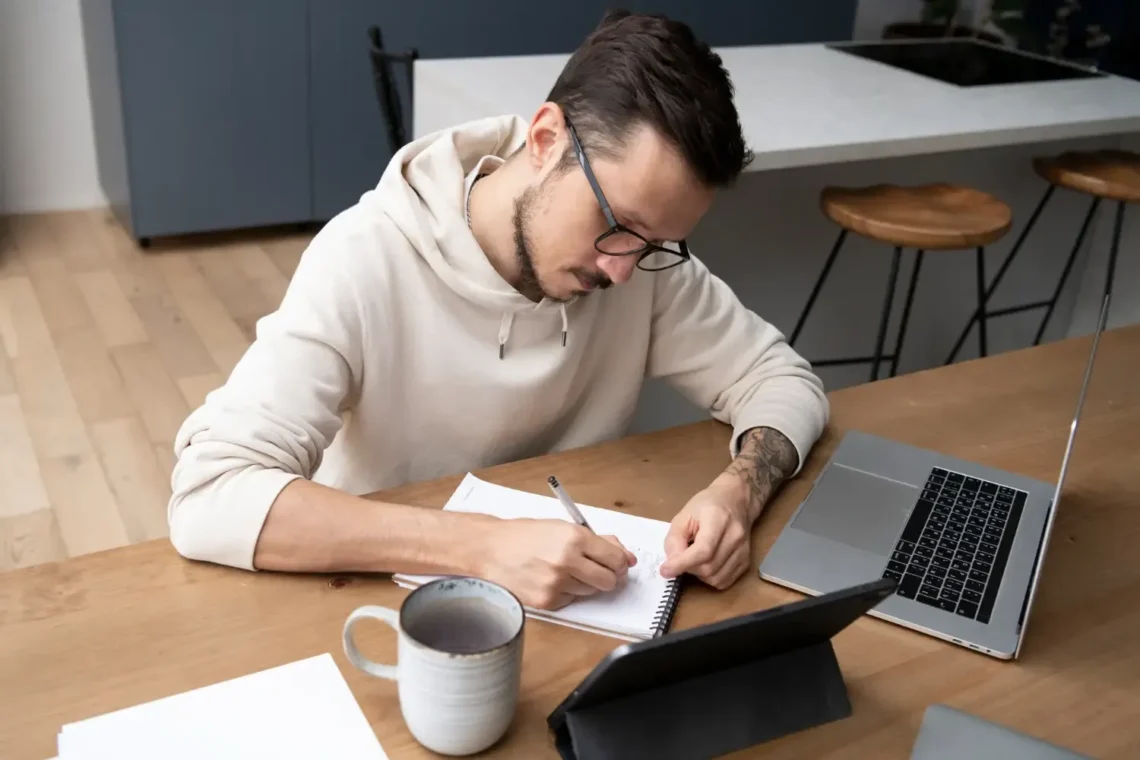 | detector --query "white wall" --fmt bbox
[0,0,104,214]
